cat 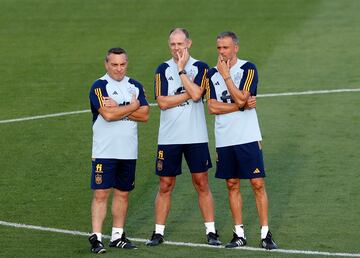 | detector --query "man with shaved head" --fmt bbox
[146,28,221,246]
